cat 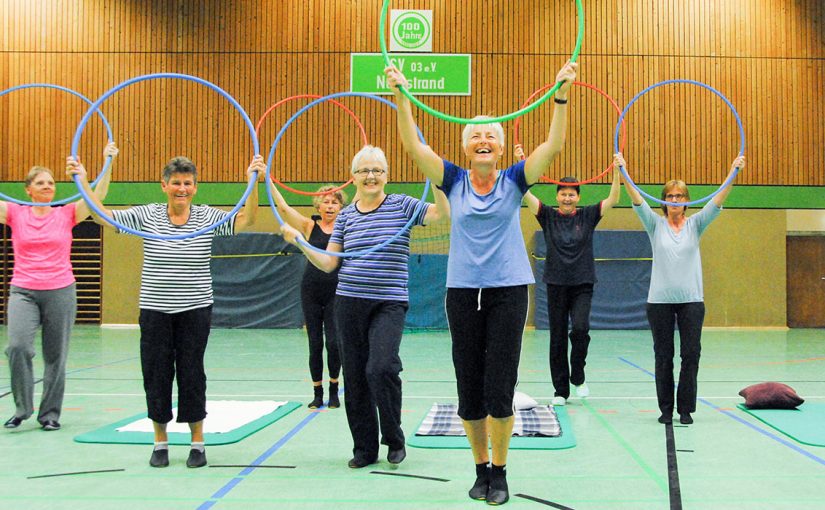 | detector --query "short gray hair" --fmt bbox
[461,116,505,150]
[351,145,388,175]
